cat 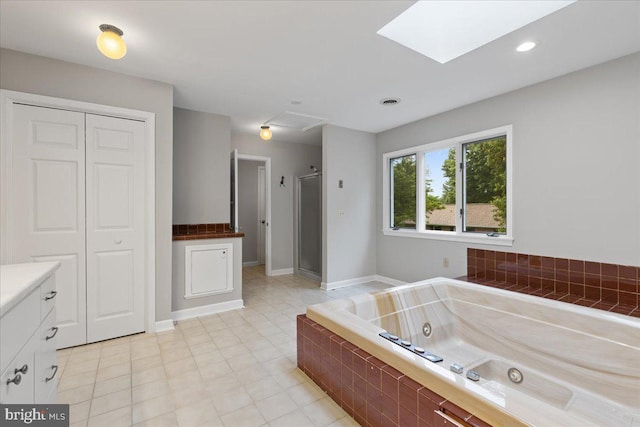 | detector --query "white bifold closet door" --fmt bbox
[9,104,145,348]
[85,114,145,343]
